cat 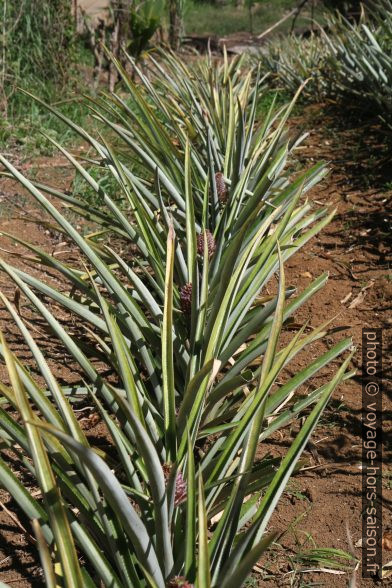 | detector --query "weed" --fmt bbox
[257,88,301,119]
[286,480,313,505]
[243,576,259,587]
[0,191,28,220]
[384,180,392,191]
